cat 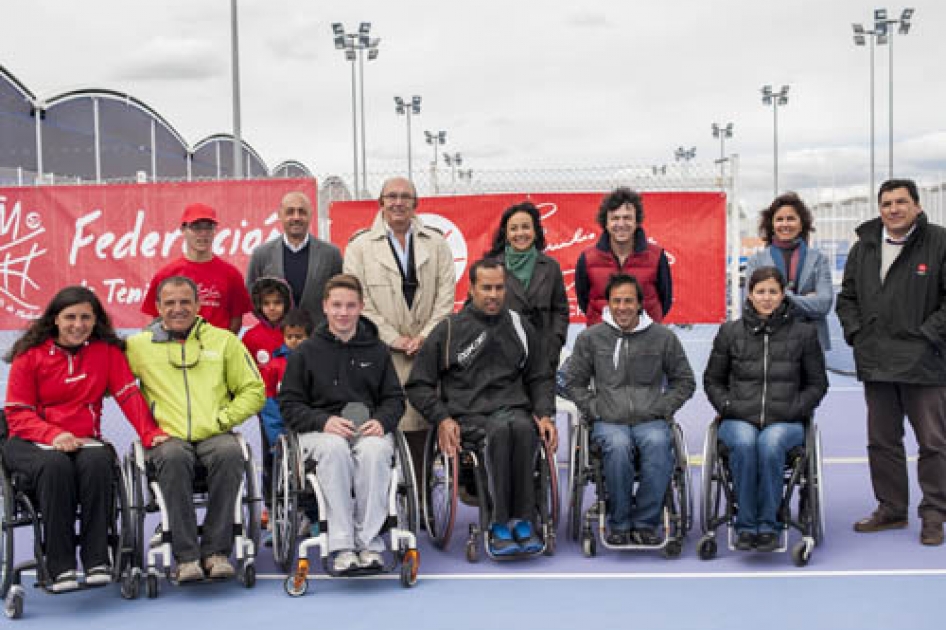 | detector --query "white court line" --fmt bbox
[255,568,946,581]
